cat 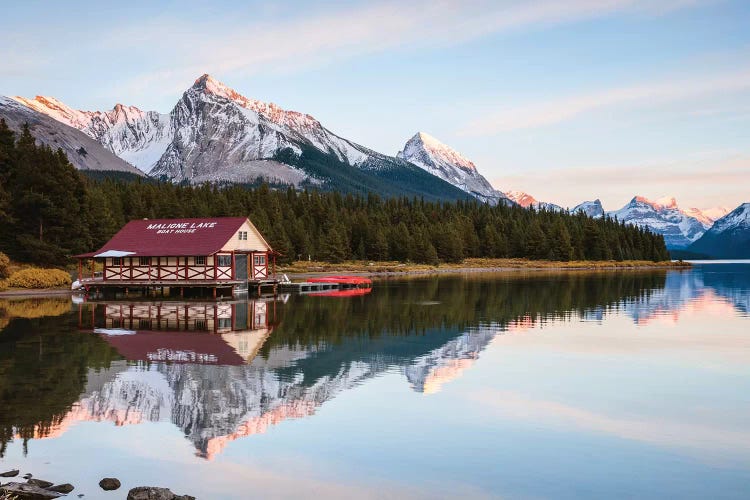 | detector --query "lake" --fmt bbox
[1,263,749,499]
